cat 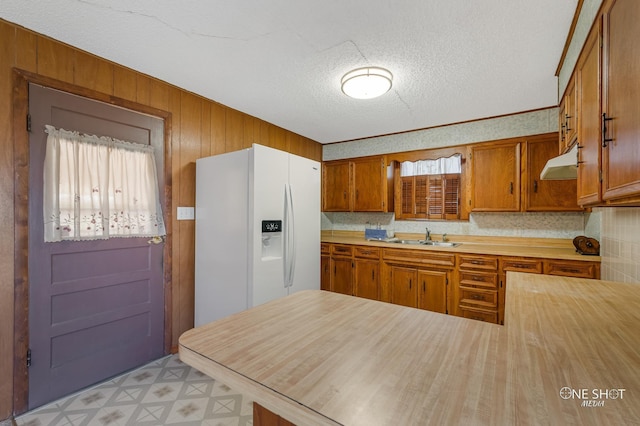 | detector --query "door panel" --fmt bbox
[602,0,640,200]
[28,84,165,409]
